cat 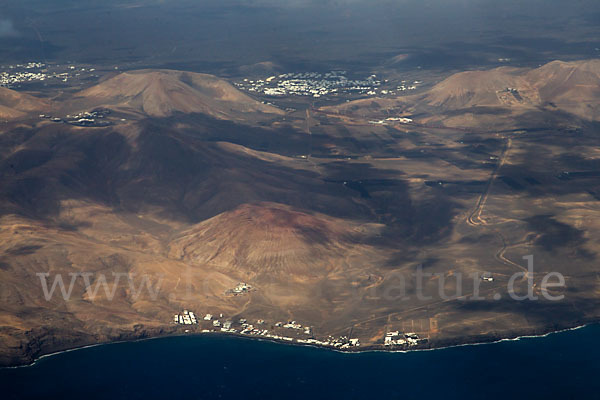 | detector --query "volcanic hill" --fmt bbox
[324,59,600,123]
[168,202,382,277]
[73,69,284,119]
